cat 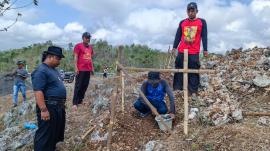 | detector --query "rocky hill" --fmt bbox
[0,47,270,151]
